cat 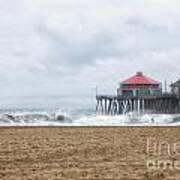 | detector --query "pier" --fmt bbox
[96,95,180,115]
[96,72,180,115]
